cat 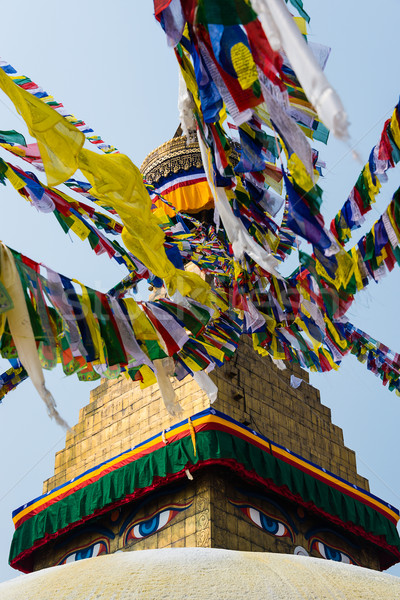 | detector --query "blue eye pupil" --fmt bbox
[260,514,279,534]
[138,515,160,537]
[325,546,341,561]
[78,547,93,560]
